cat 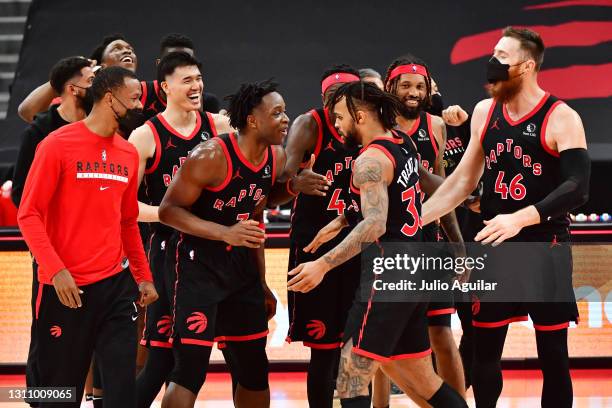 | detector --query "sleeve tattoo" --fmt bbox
[321,156,388,270]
